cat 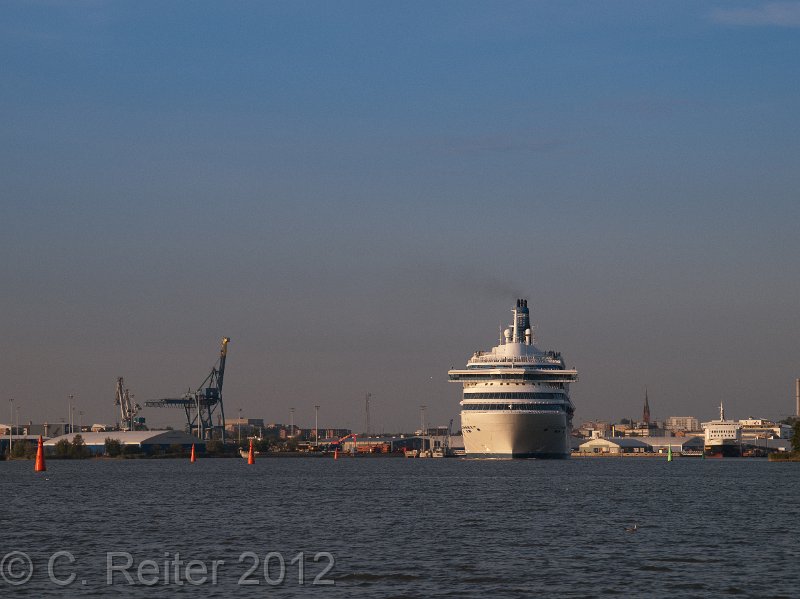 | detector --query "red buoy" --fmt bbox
[34,435,46,472]
[190,443,196,463]
[247,439,255,465]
